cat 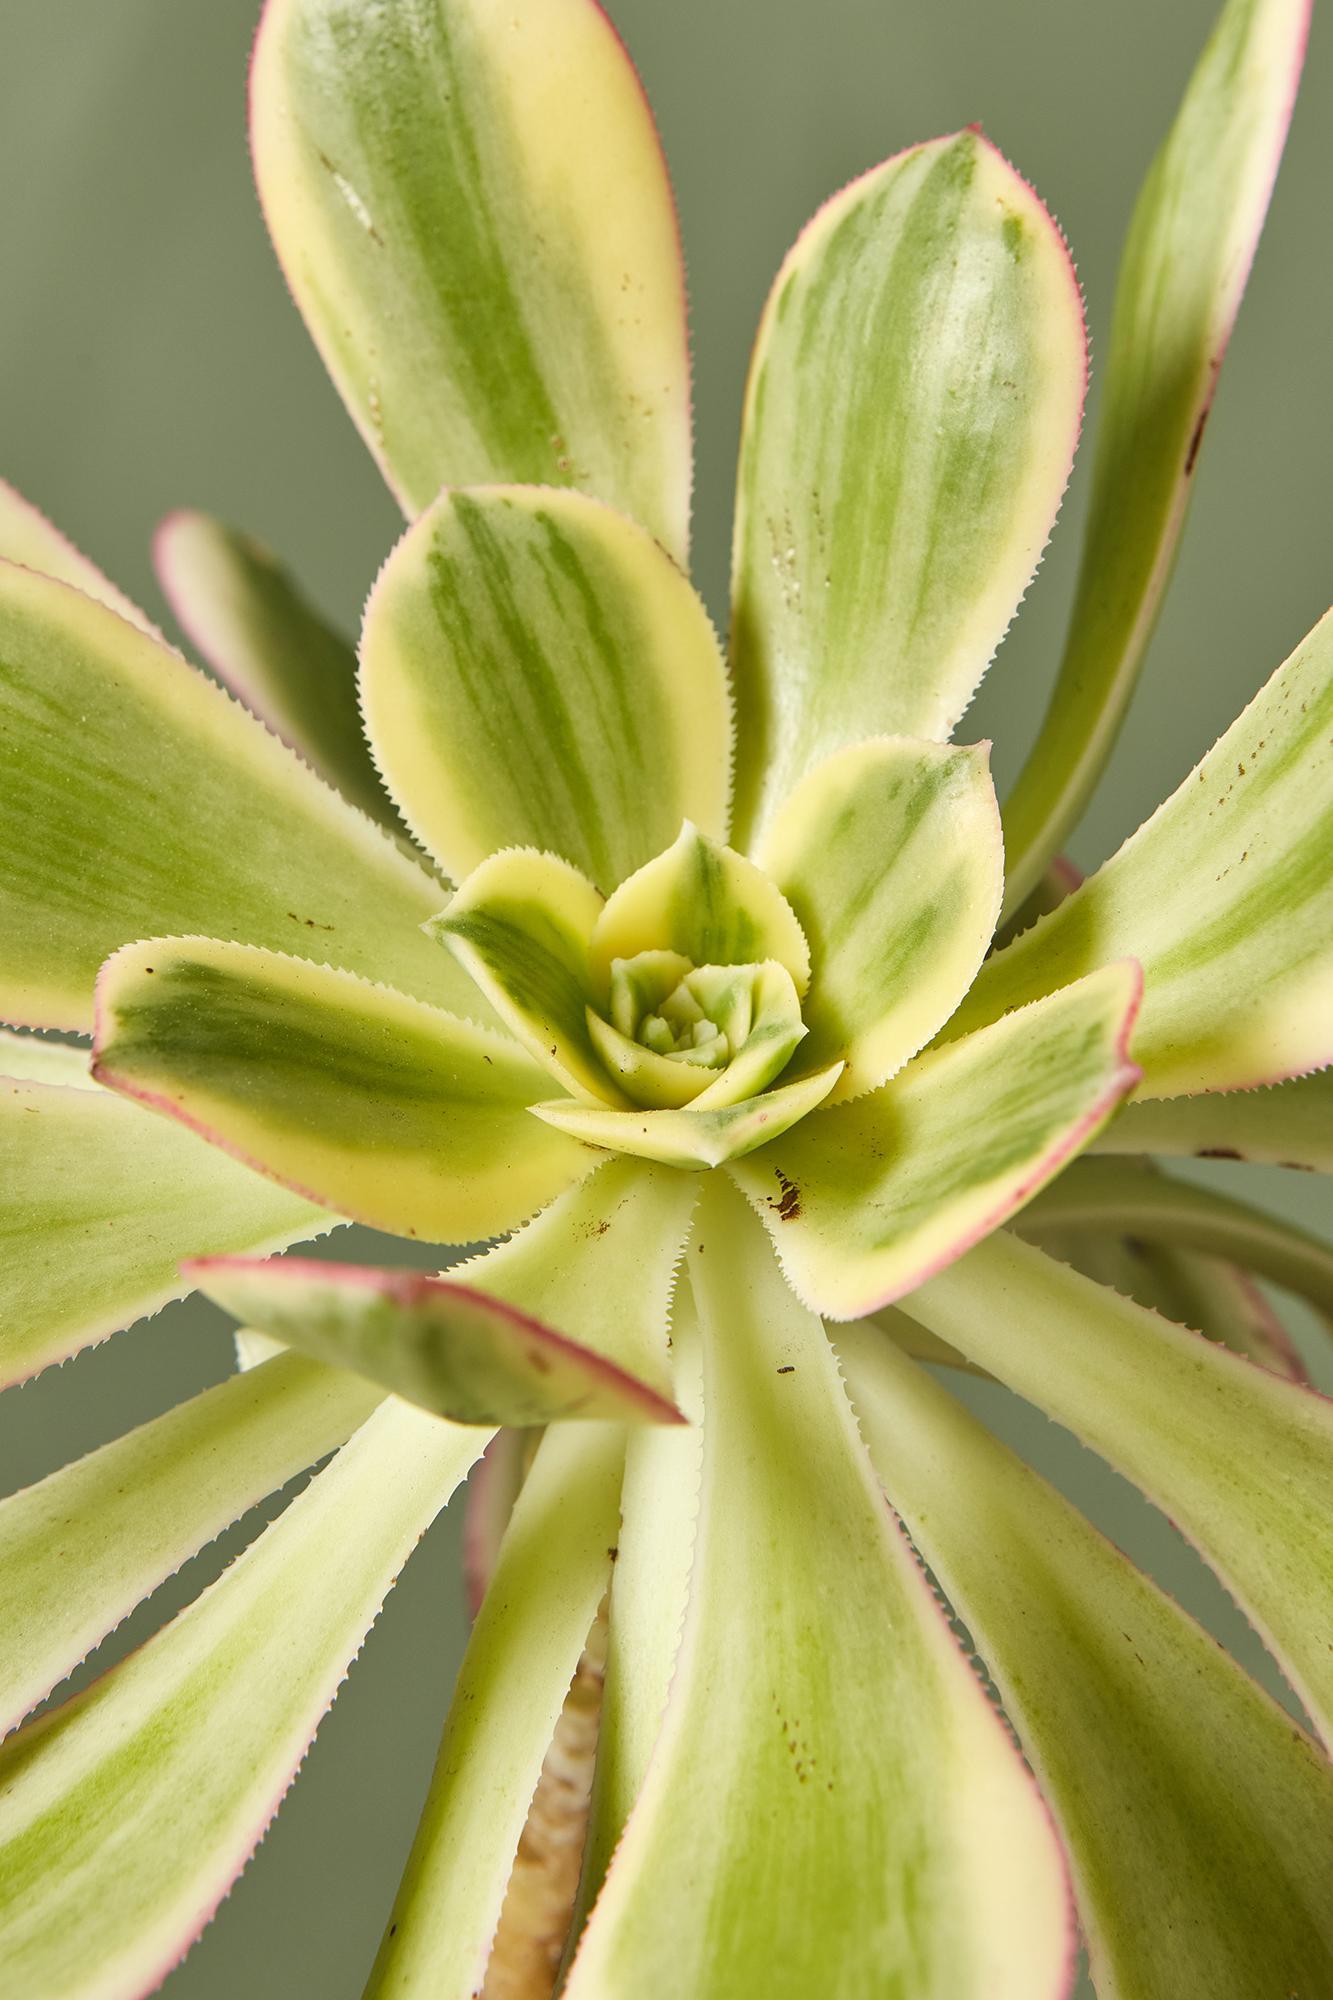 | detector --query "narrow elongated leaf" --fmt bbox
[0,1398,484,2000]
[0,564,477,1033]
[0,1352,380,1737]
[565,1185,1071,1999]
[455,1158,698,1402]
[93,939,595,1244]
[729,127,1085,843]
[587,823,810,999]
[839,1328,1333,2000]
[1002,0,1311,912]
[0,1073,329,1387]
[954,612,1333,1095]
[367,1423,622,1998]
[0,1028,94,1088]
[732,964,1140,1317]
[152,509,396,829]
[429,847,618,1104]
[757,737,1003,1099]
[252,0,691,554]
[534,1061,843,1170]
[905,1229,1333,1741]
[361,487,728,889]
[1095,1065,1333,1172]
[1021,1156,1333,1322]
[188,1256,682,1425]
[0,479,156,635]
